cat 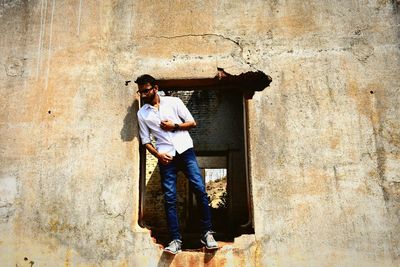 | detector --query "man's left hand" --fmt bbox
[160,120,175,131]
